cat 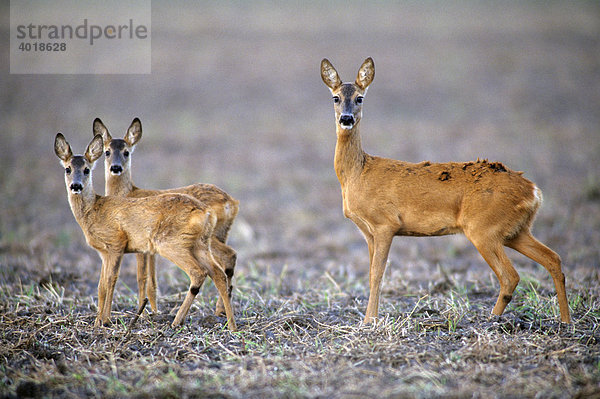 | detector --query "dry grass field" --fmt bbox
[1,1,599,398]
